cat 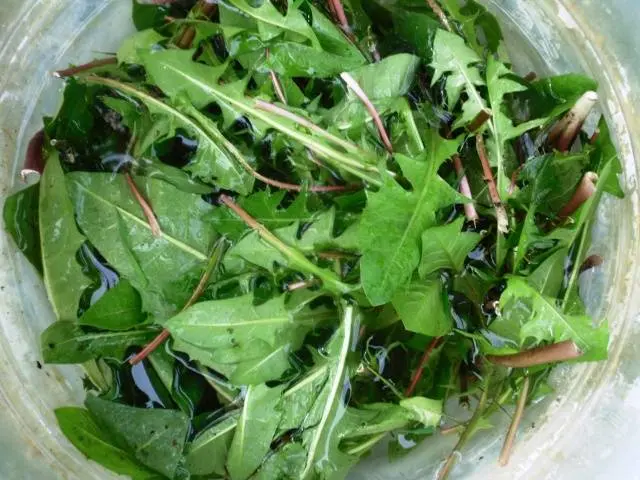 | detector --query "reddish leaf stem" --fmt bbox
[425,0,452,31]
[175,0,217,49]
[129,330,171,365]
[341,72,394,154]
[130,238,227,365]
[499,376,530,466]
[286,280,315,292]
[54,57,117,78]
[547,91,598,152]
[266,48,287,104]
[328,0,351,34]
[453,154,479,223]
[254,100,361,154]
[486,340,582,368]
[405,337,443,397]
[124,173,162,237]
[476,134,508,233]
[557,172,598,219]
